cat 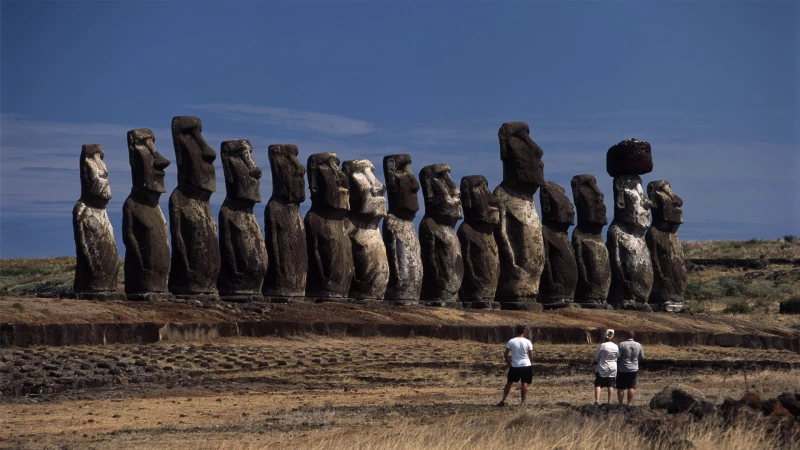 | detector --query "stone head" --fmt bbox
[342,159,386,218]
[80,144,112,204]
[383,154,420,219]
[268,144,306,204]
[540,181,575,227]
[571,174,607,228]
[648,180,683,225]
[171,116,216,193]
[307,152,349,211]
[613,175,652,230]
[221,140,262,204]
[420,164,462,221]
[460,175,499,225]
[127,128,170,194]
[499,122,545,192]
